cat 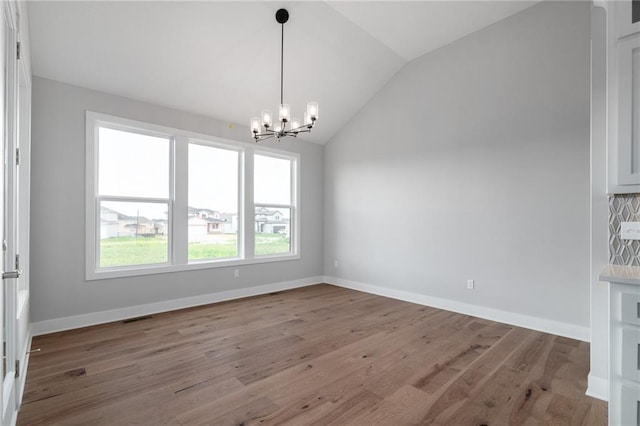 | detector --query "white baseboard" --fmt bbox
[32,276,323,336]
[324,276,591,342]
[586,372,608,402]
